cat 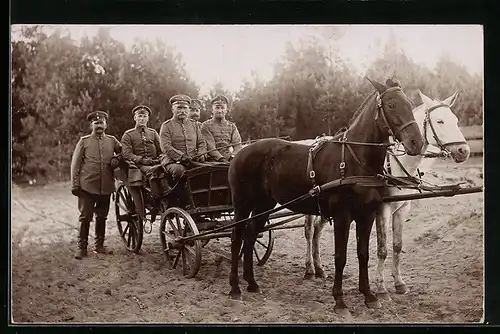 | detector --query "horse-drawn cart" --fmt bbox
[113,161,305,278]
